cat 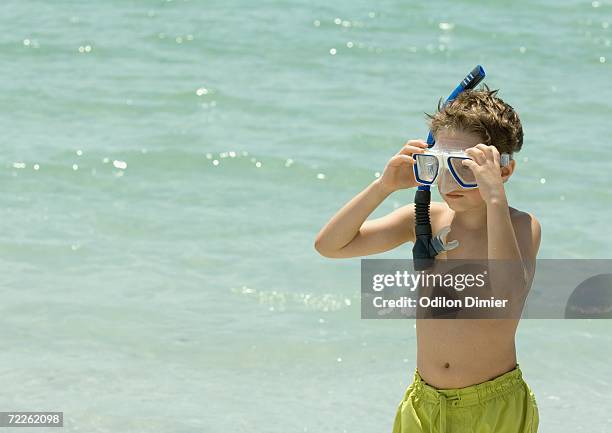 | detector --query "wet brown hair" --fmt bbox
[426,84,523,154]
